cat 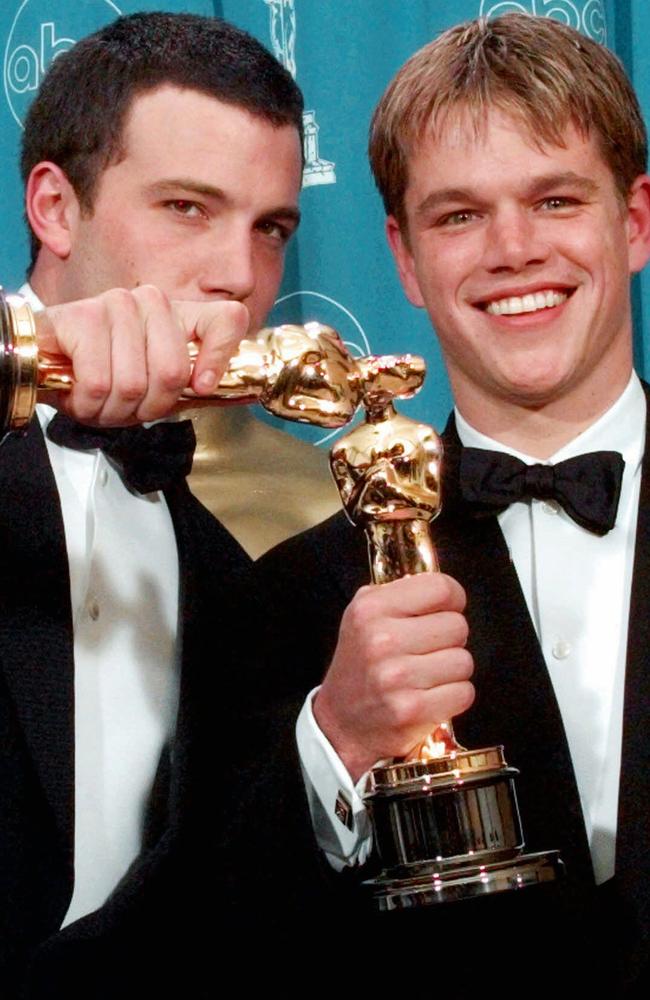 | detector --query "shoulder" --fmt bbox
[166,481,252,577]
[257,509,361,577]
